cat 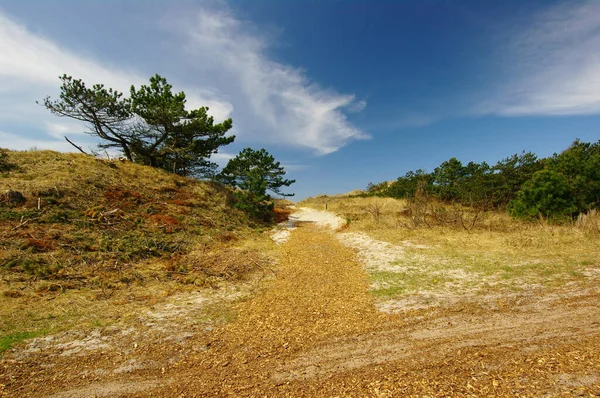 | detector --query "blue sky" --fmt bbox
[1,0,599,199]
